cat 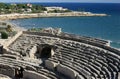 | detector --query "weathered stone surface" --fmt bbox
[51,48,55,57]
[0,68,14,78]
[26,66,36,71]
[23,70,50,79]
[76,74,85,79]
[0,64,13,70]
[2,54,17,59]
[0,74,12,79]
[4,31,120,79]
[57,64,77,79]
[29,46,37,59]
[118,72,120,79]
[45,60,58,70]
